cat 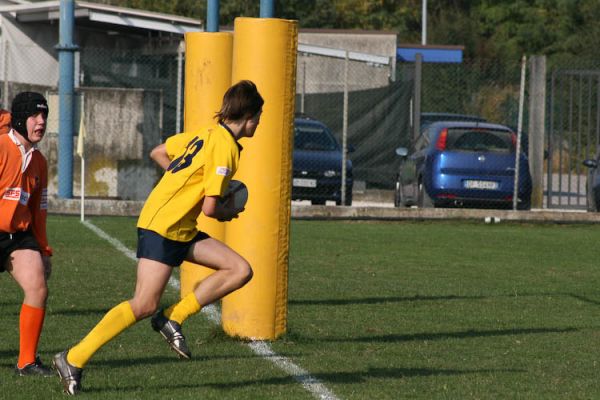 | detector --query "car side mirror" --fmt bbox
[395,147,408,157]
[583,159,598,169]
